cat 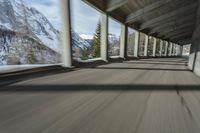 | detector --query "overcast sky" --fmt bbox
[27,0,121,37]
[27,0,61,30]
